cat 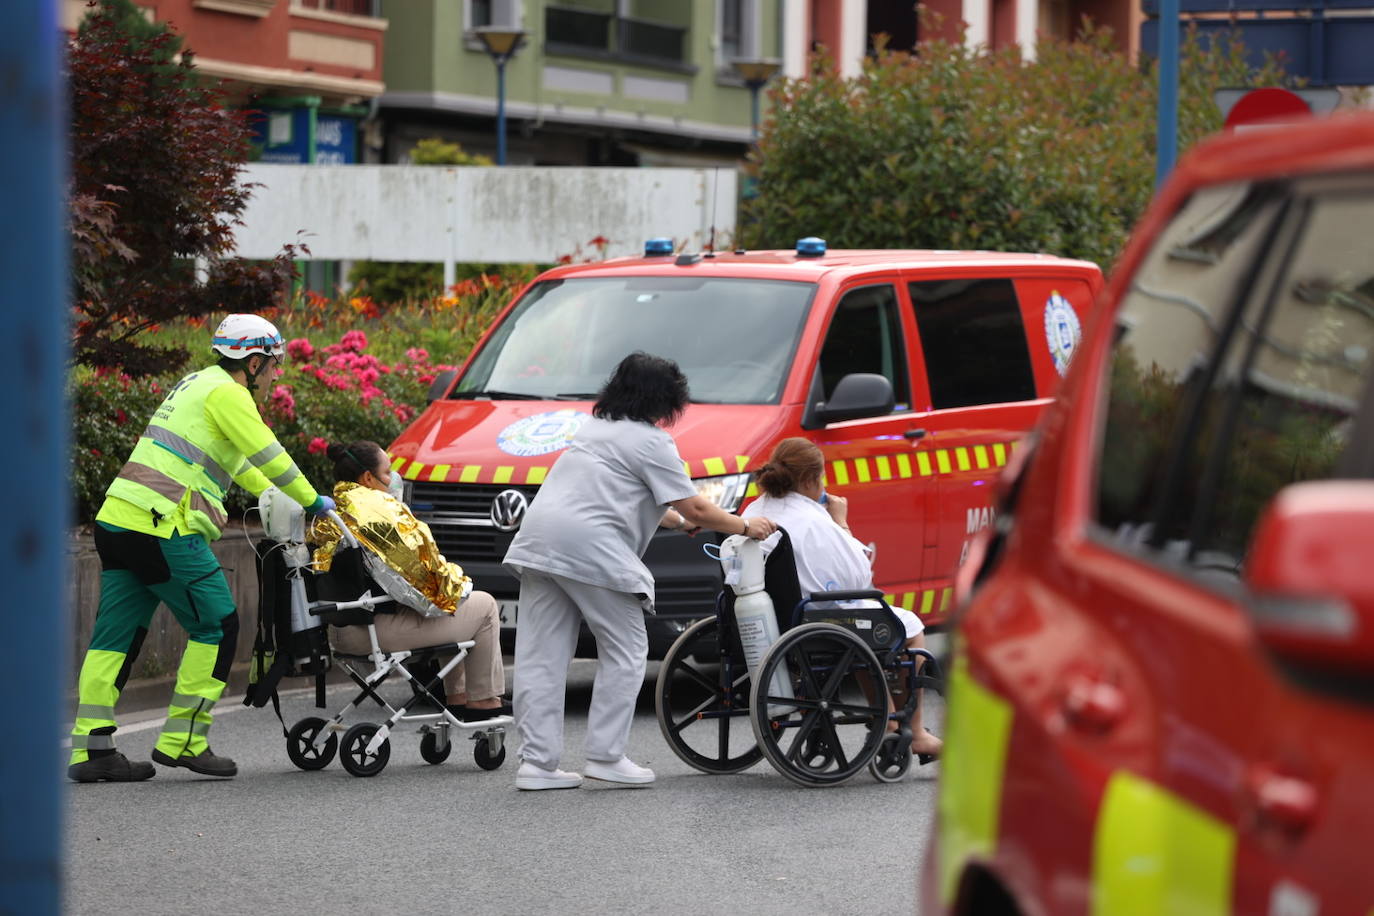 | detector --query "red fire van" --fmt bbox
[388,242,1102,656]
[926,113,1374,915]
